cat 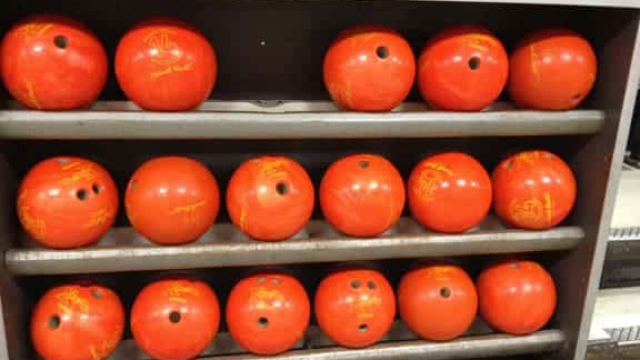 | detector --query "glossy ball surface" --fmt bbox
[1,14,107,110]
[418,25,508,111]
[315,268,396,348]
[492,150,576,230]
[125,156,220,245]
[477,260,556,335]
[115,18,217,111]
[323,25,415,111]
[408,152,492,233]
[398,263,477,340]
[131,277,220,360]
[226,272,310,355]
[31,282,125,360]
[17,156,118,249]
[226,156,315,241]
[508,29,597,110]
[320,154,405,237]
